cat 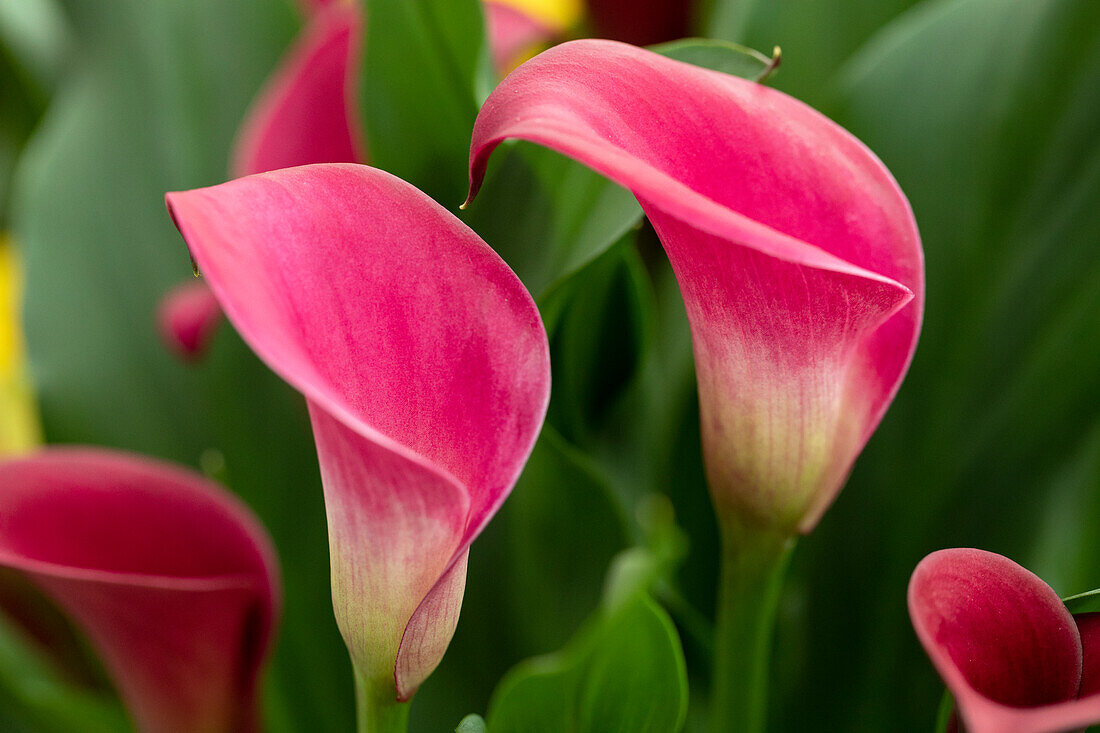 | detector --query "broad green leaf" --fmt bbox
[411,425,631,730]
[767,1,1100,730]
[461,141,642,297]
[704,0,921,107]
[358,0,493,207]
[10,2,356,731]
[486,594,688,733]
[542,237,650,445]
[0,0,67,224]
